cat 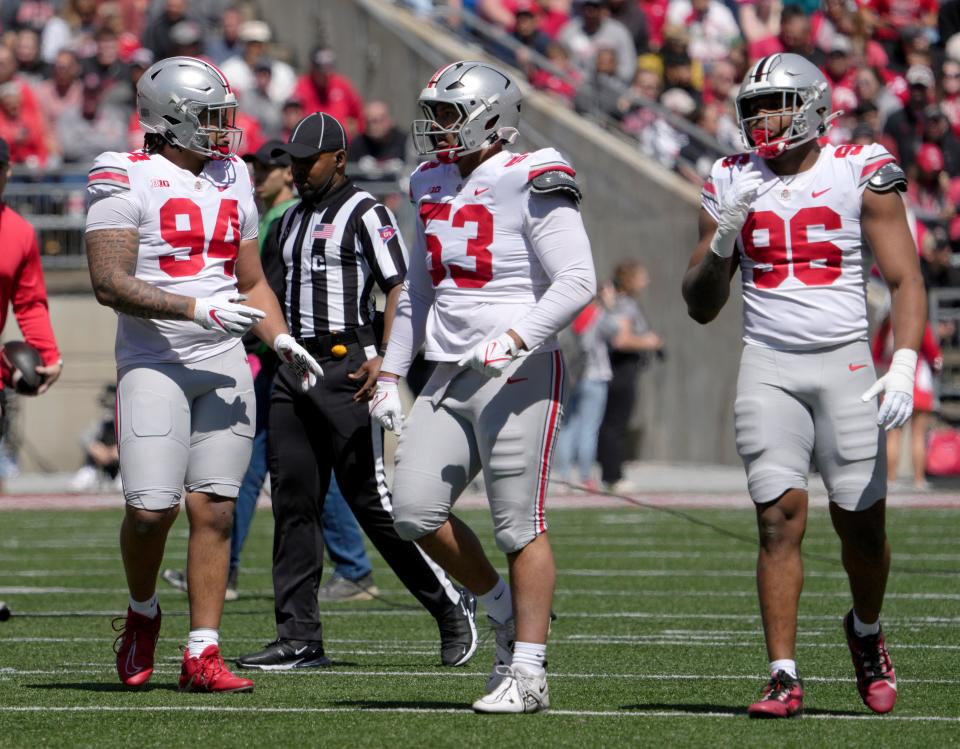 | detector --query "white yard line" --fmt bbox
[2,666,960,686]
[0,705,956,722]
